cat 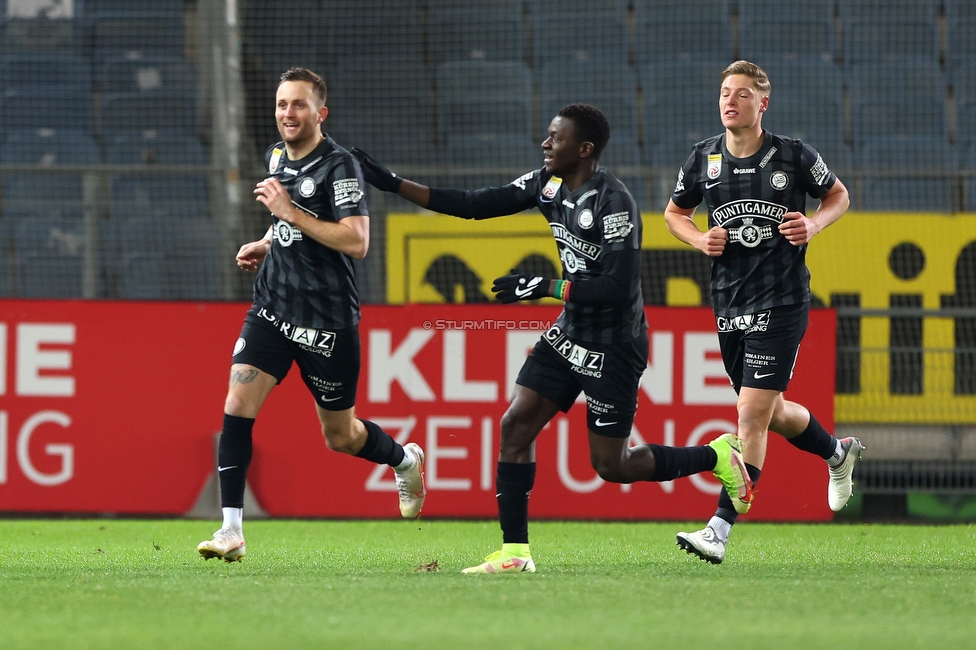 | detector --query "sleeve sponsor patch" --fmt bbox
[674,168,685,193]
[333,178,364,207]
[602,211,634,241]
[510,171,535,190]
[810,155,830,186]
